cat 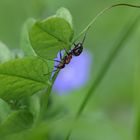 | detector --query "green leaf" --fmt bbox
[0,57,52,101]
[29,94,41,122]
[56,7,73,28]
[0,42,13,63]
[26,123,49,140]
[0,99,11,123]
[29,17,74,59]
[0,110,33,137]
[20,18,36,56]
